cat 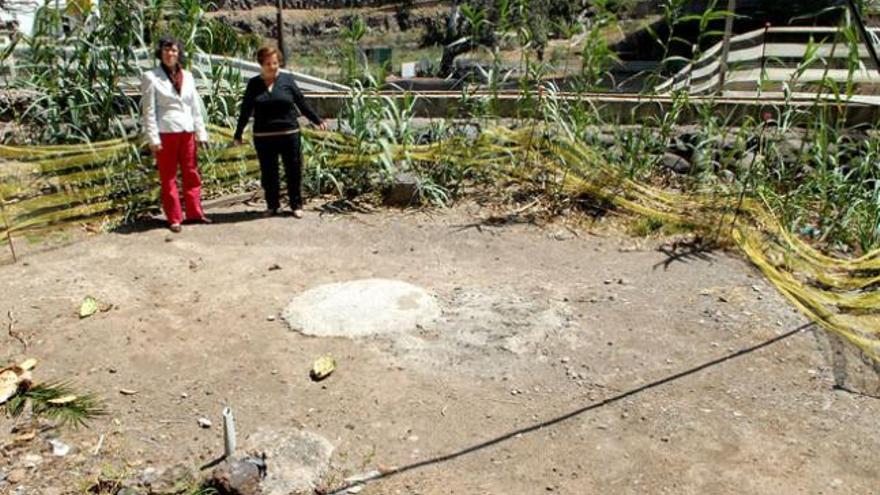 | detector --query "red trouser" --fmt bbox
[156,132,203,225]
